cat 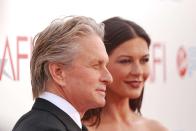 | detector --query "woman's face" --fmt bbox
[107,37,150,99]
